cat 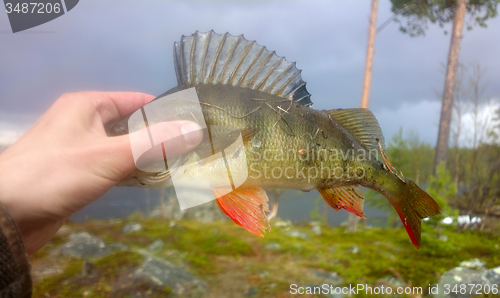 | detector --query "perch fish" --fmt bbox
[106,31,440,248]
